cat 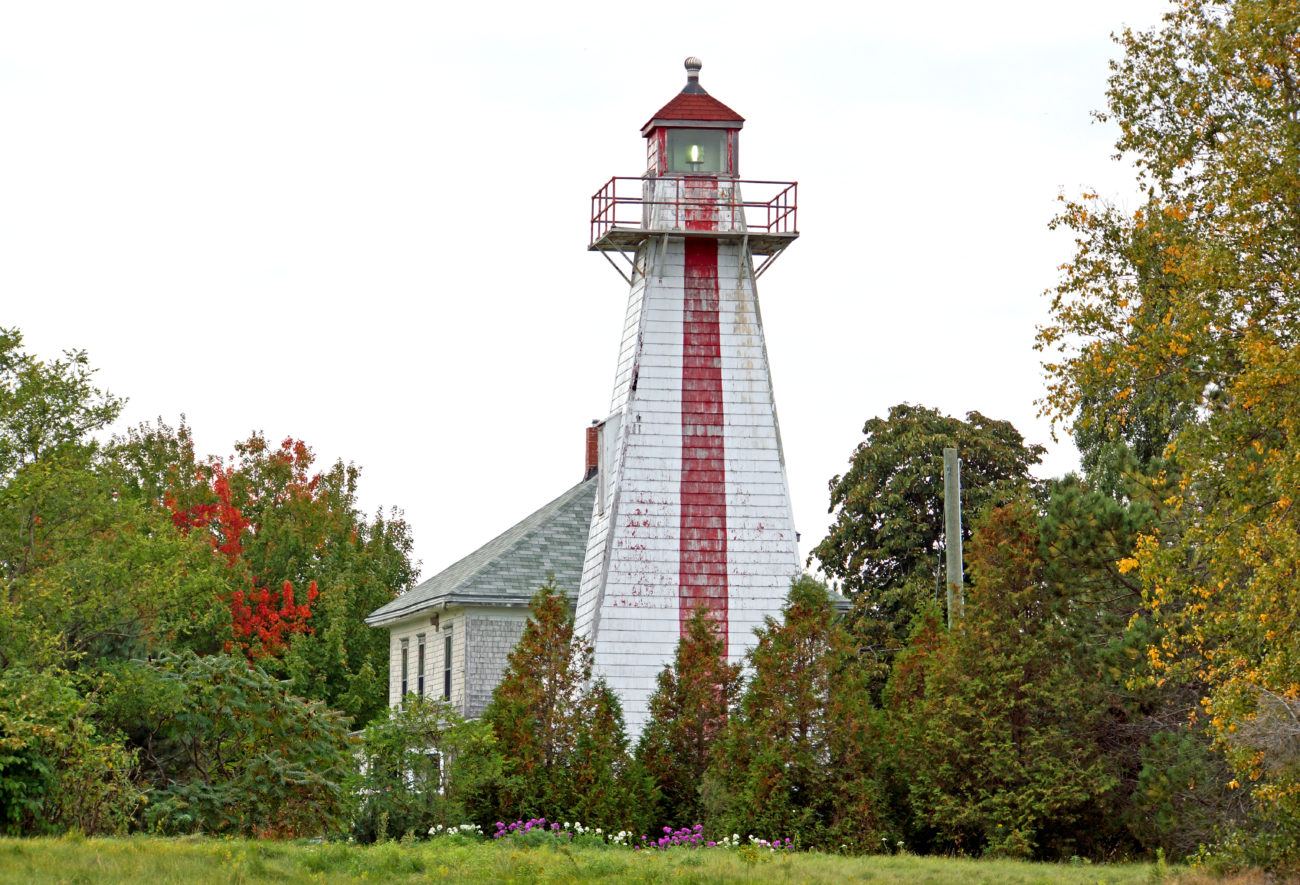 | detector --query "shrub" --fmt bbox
[124,651,352,837]
[0,666,141,835]
[348,694,501,843]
